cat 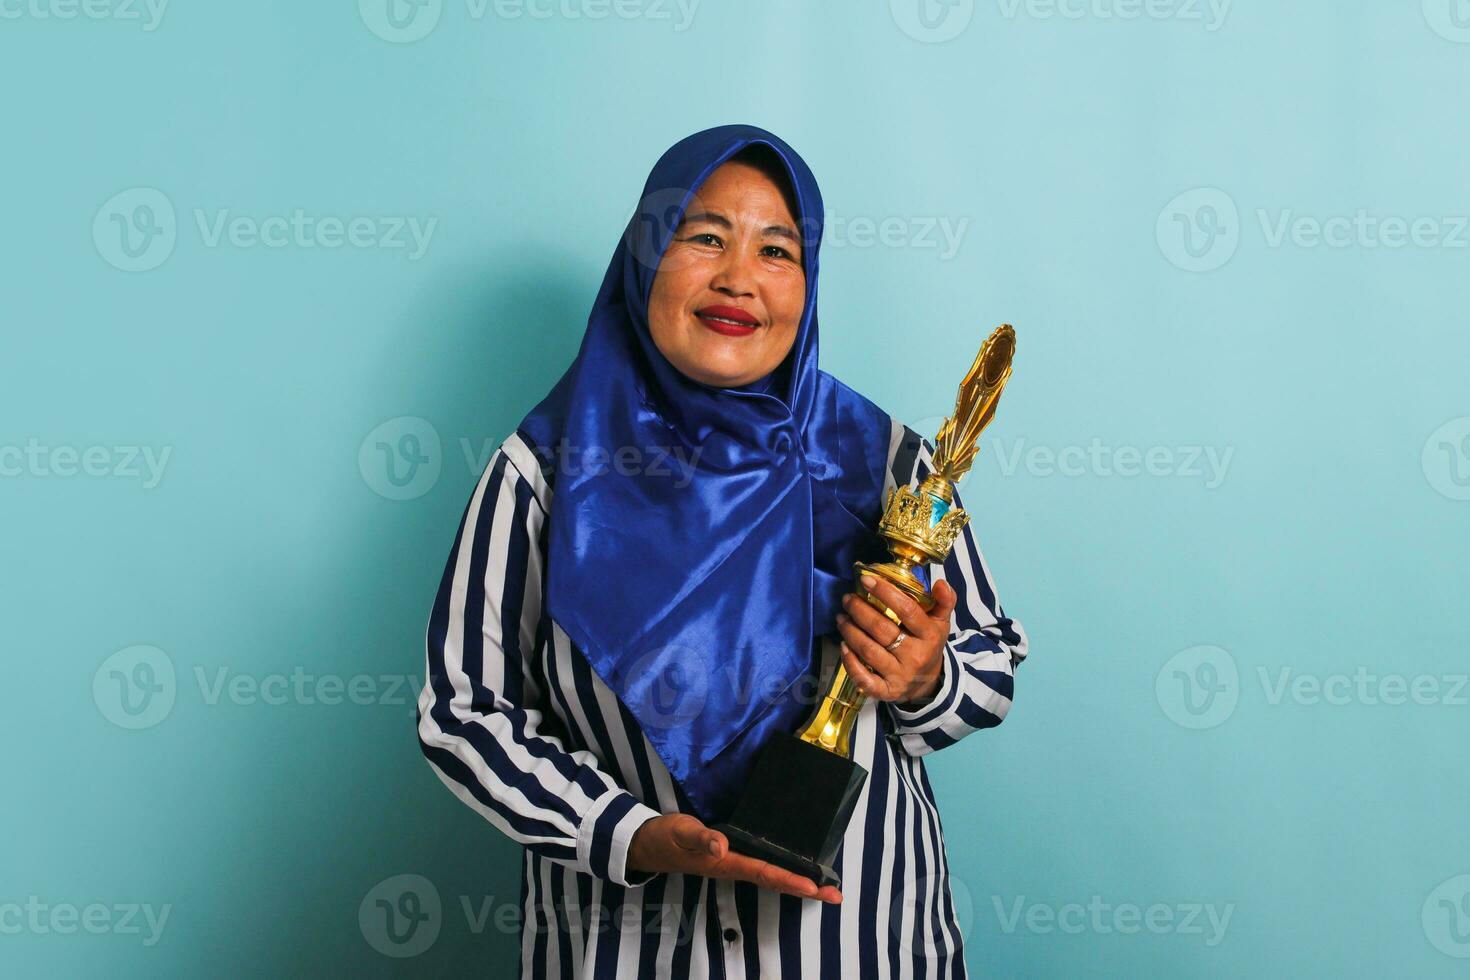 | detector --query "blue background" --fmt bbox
[4,1,1469,975]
